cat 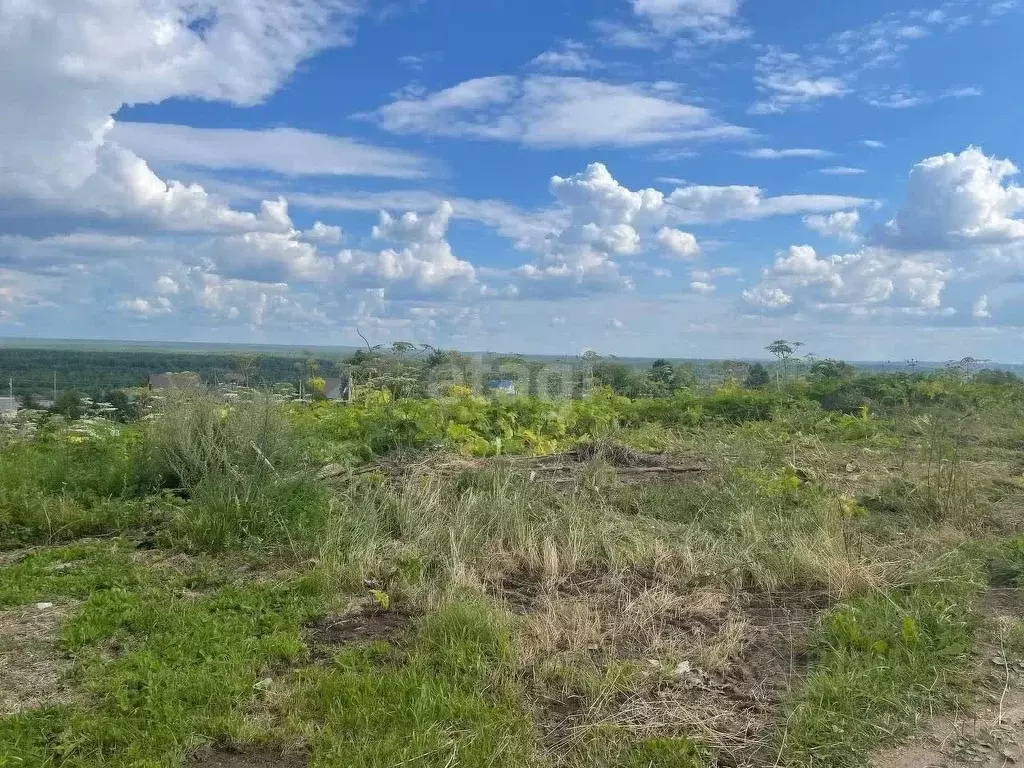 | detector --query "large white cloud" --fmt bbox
[0,0,360,238]
[743,244,950,317]
[879,147,1024,249]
